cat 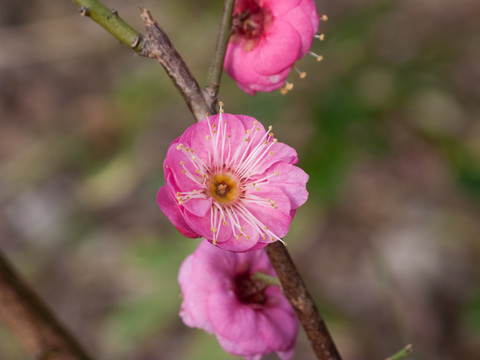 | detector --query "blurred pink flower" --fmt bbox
[157,112,308,252]
[179,240,298,360]
[224,0,320,94]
